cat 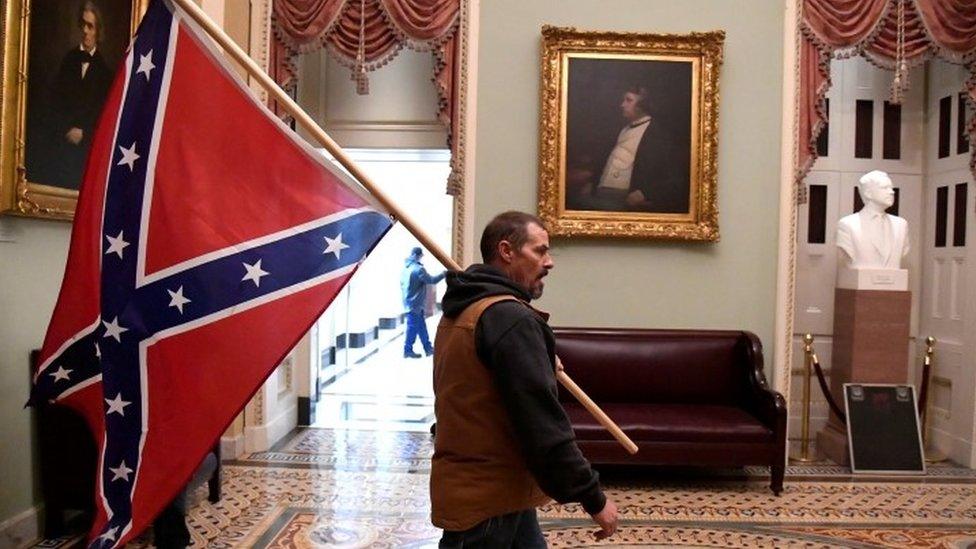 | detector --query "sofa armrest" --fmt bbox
[737,332,787,431]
